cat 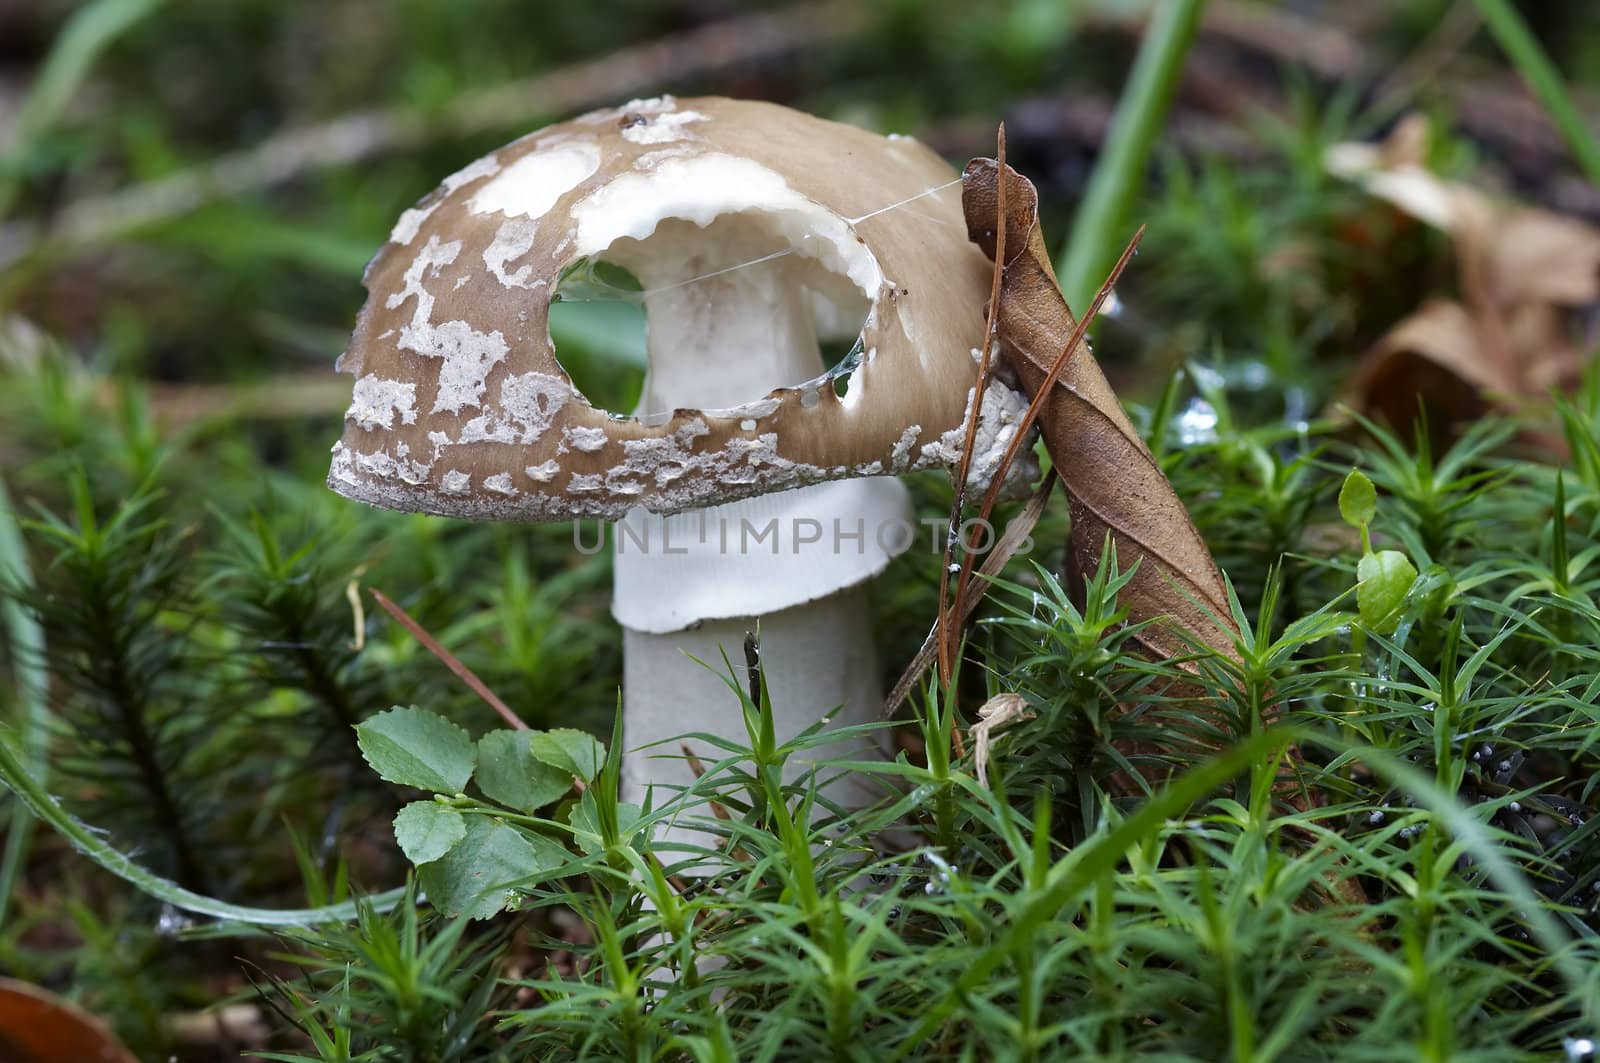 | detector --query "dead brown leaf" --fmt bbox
[1329,117,1600,433]
[0,978,137,1063]
[961,159,1239,664]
